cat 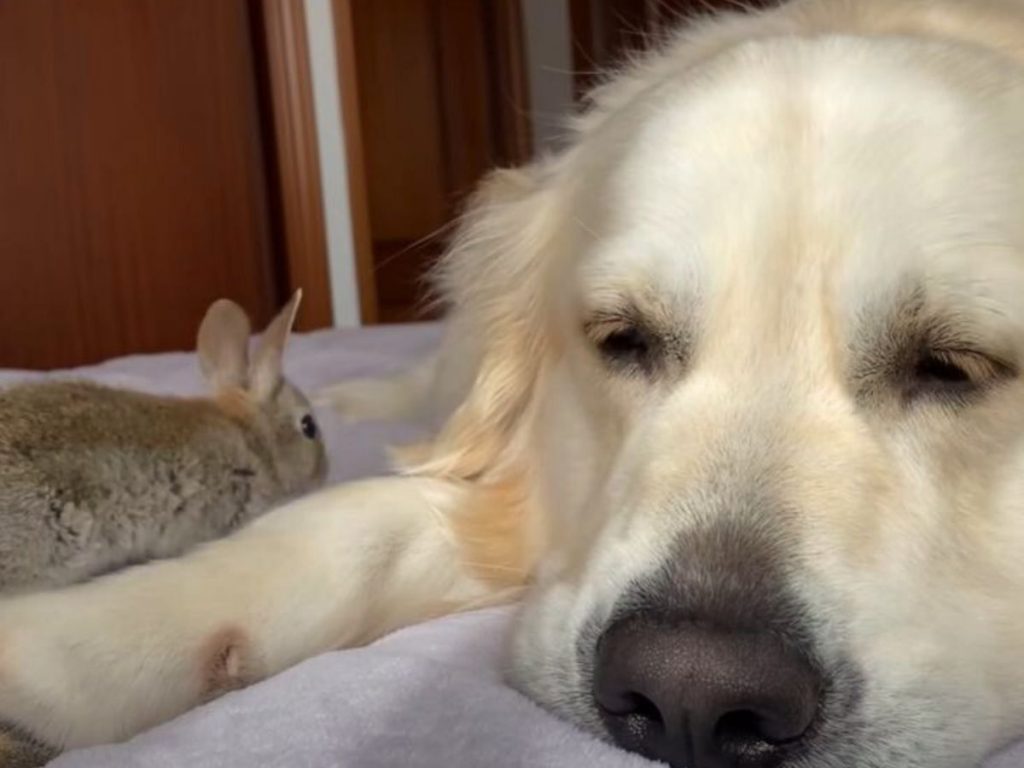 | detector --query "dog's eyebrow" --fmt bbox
[583,301,687,345]
[895,283,1013,352]
[583,306,643,335]
[582,283,694,330]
